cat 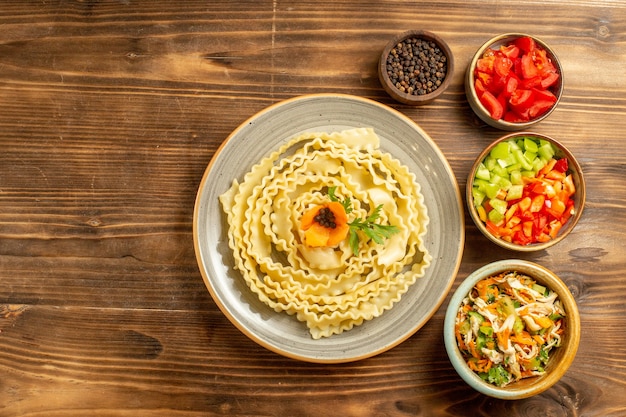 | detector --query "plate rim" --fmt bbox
[193,93,465,363]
